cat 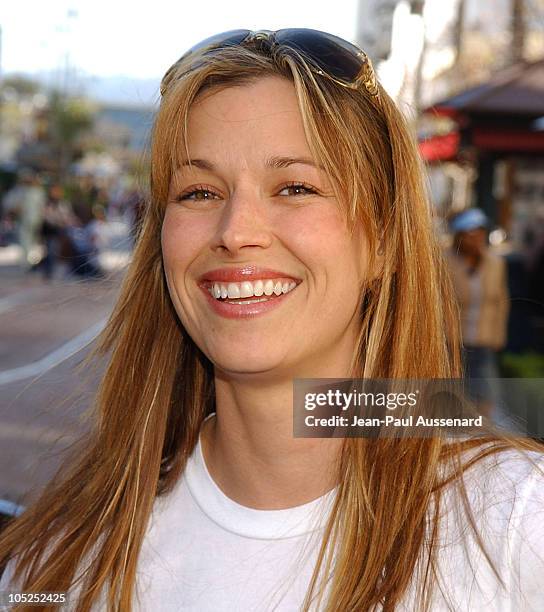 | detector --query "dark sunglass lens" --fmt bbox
[275,28,364,83]
[161,29,251,95]
[185,29,251,57]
